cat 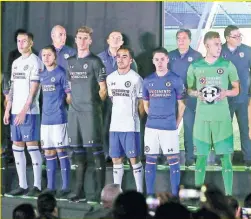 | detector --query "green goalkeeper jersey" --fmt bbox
[187,57,239,121]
